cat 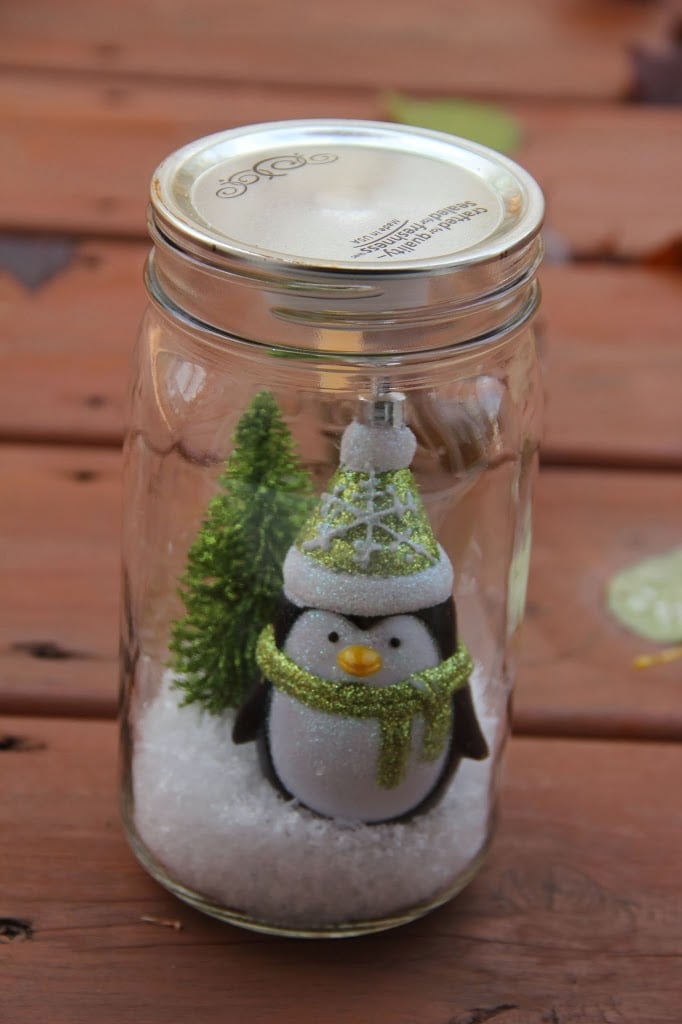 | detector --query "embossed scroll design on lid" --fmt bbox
[216,152,339,199]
